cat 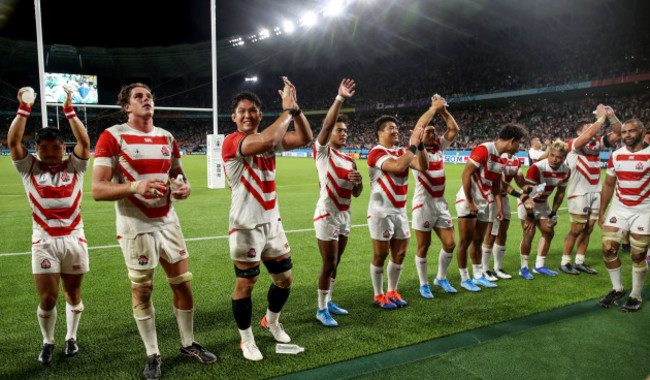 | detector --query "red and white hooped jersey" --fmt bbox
[606,145,650,208]
[500,153,522,196]
[567,136,605,195]
[94,123,182,236]
[525,159,570,203]
[13,153,88,239]
[367,145,409,217]
[412,137,451,207]
[223,131,280,229]
[466,142,506,201]
[313,141,357,213]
